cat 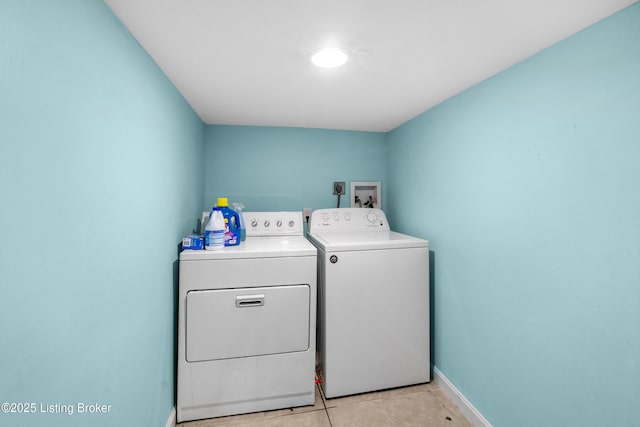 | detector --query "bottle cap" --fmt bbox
[216,197,229,207]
